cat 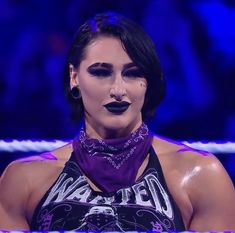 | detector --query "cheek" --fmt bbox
[79,82,108,112]
[138,80,148,99]
[130,80,147,107]
[79,79,103,100]
[138,81,148,109]
[81,88,103,109]
[139,80,147,89]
